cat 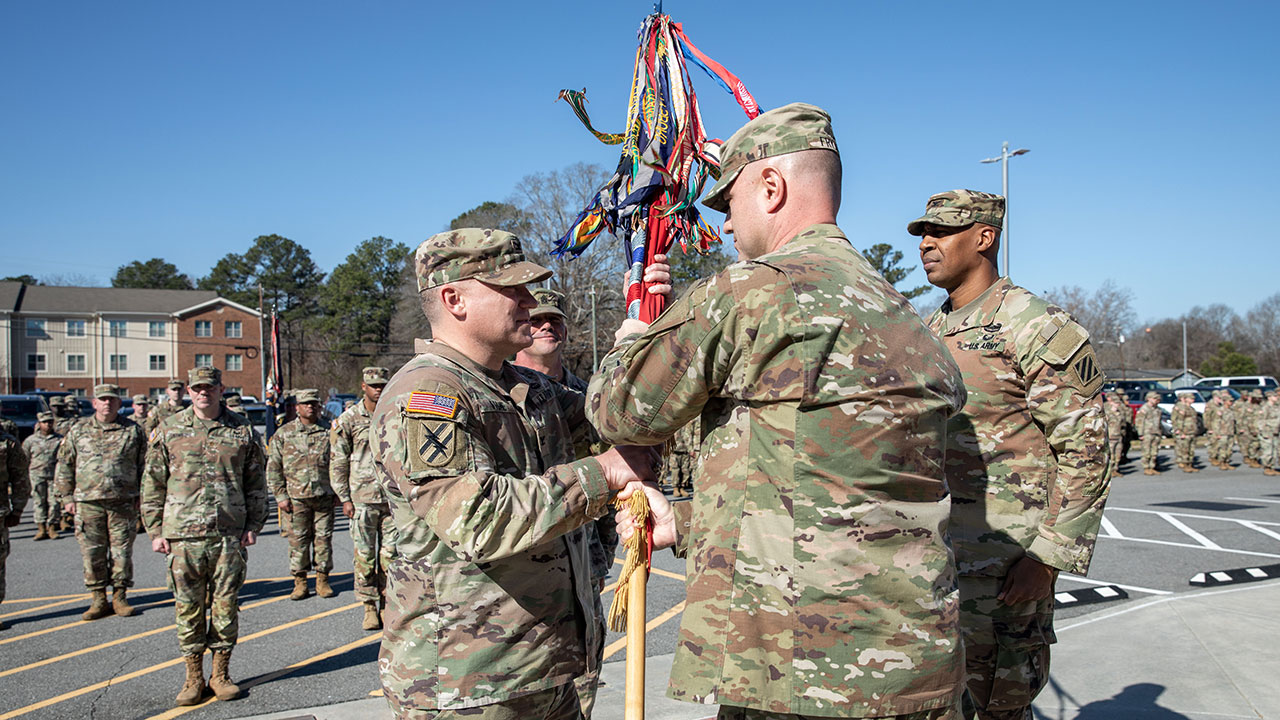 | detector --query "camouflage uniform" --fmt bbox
[22,420,63,528]
[331,369,397,607]
[1236,394,1258,467]
[148,381,186,435]
[267,402,335,582]
[142,368,268,658]
[53,397,81,437]
[660,419,698,497]
[592,106,967,719]
[1,429,31,612]
[1213,397,1237,468]
[1170,398,1199,471]
[1135,395,1163,474]
[54,391,147,593]
[1103,396,1128,476]
[373,229,609,718]
[0,417,18,439]
[1258,392,1280,474]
